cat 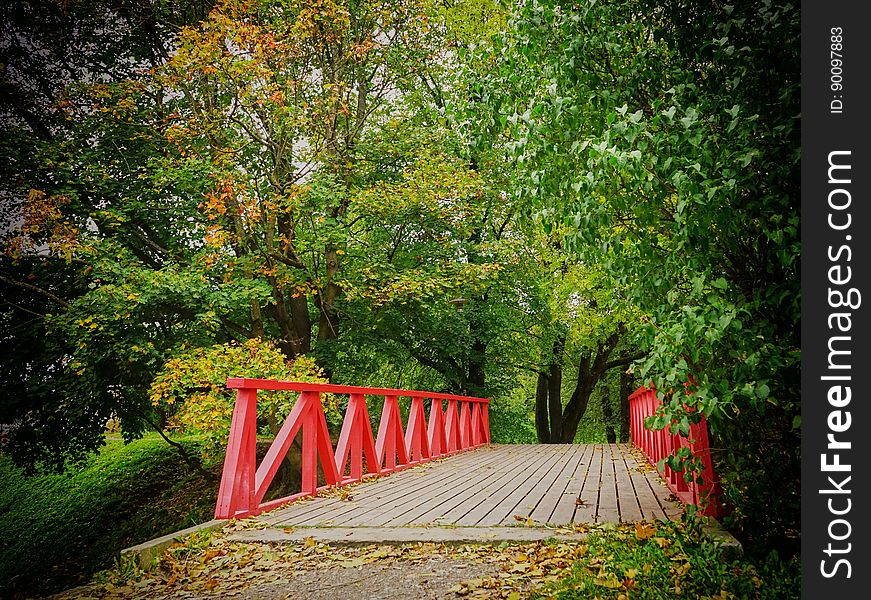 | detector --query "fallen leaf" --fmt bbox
[594,576,623,589]
[634,522,656,540]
